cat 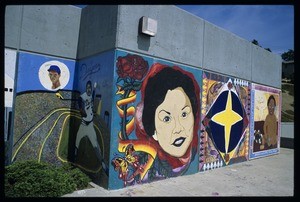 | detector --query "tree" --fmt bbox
[265,48,272,52]
[251,39,261,47]
[281,49,294,61]
[251,39,272,52]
